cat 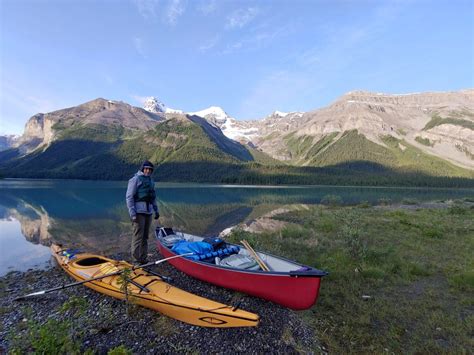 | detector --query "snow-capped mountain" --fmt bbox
[190,106,228,124]
[143,97,183,114]
[141,91,474,169]
[189,106,259,143]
